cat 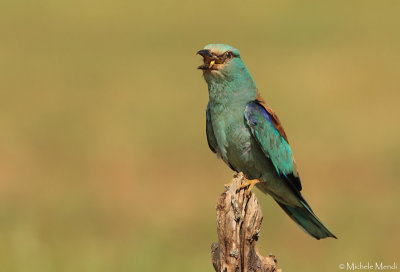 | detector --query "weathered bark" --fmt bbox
[211,173,281,272]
